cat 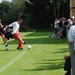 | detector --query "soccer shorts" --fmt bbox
[12,33,21,40]
[5,30,13,40]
